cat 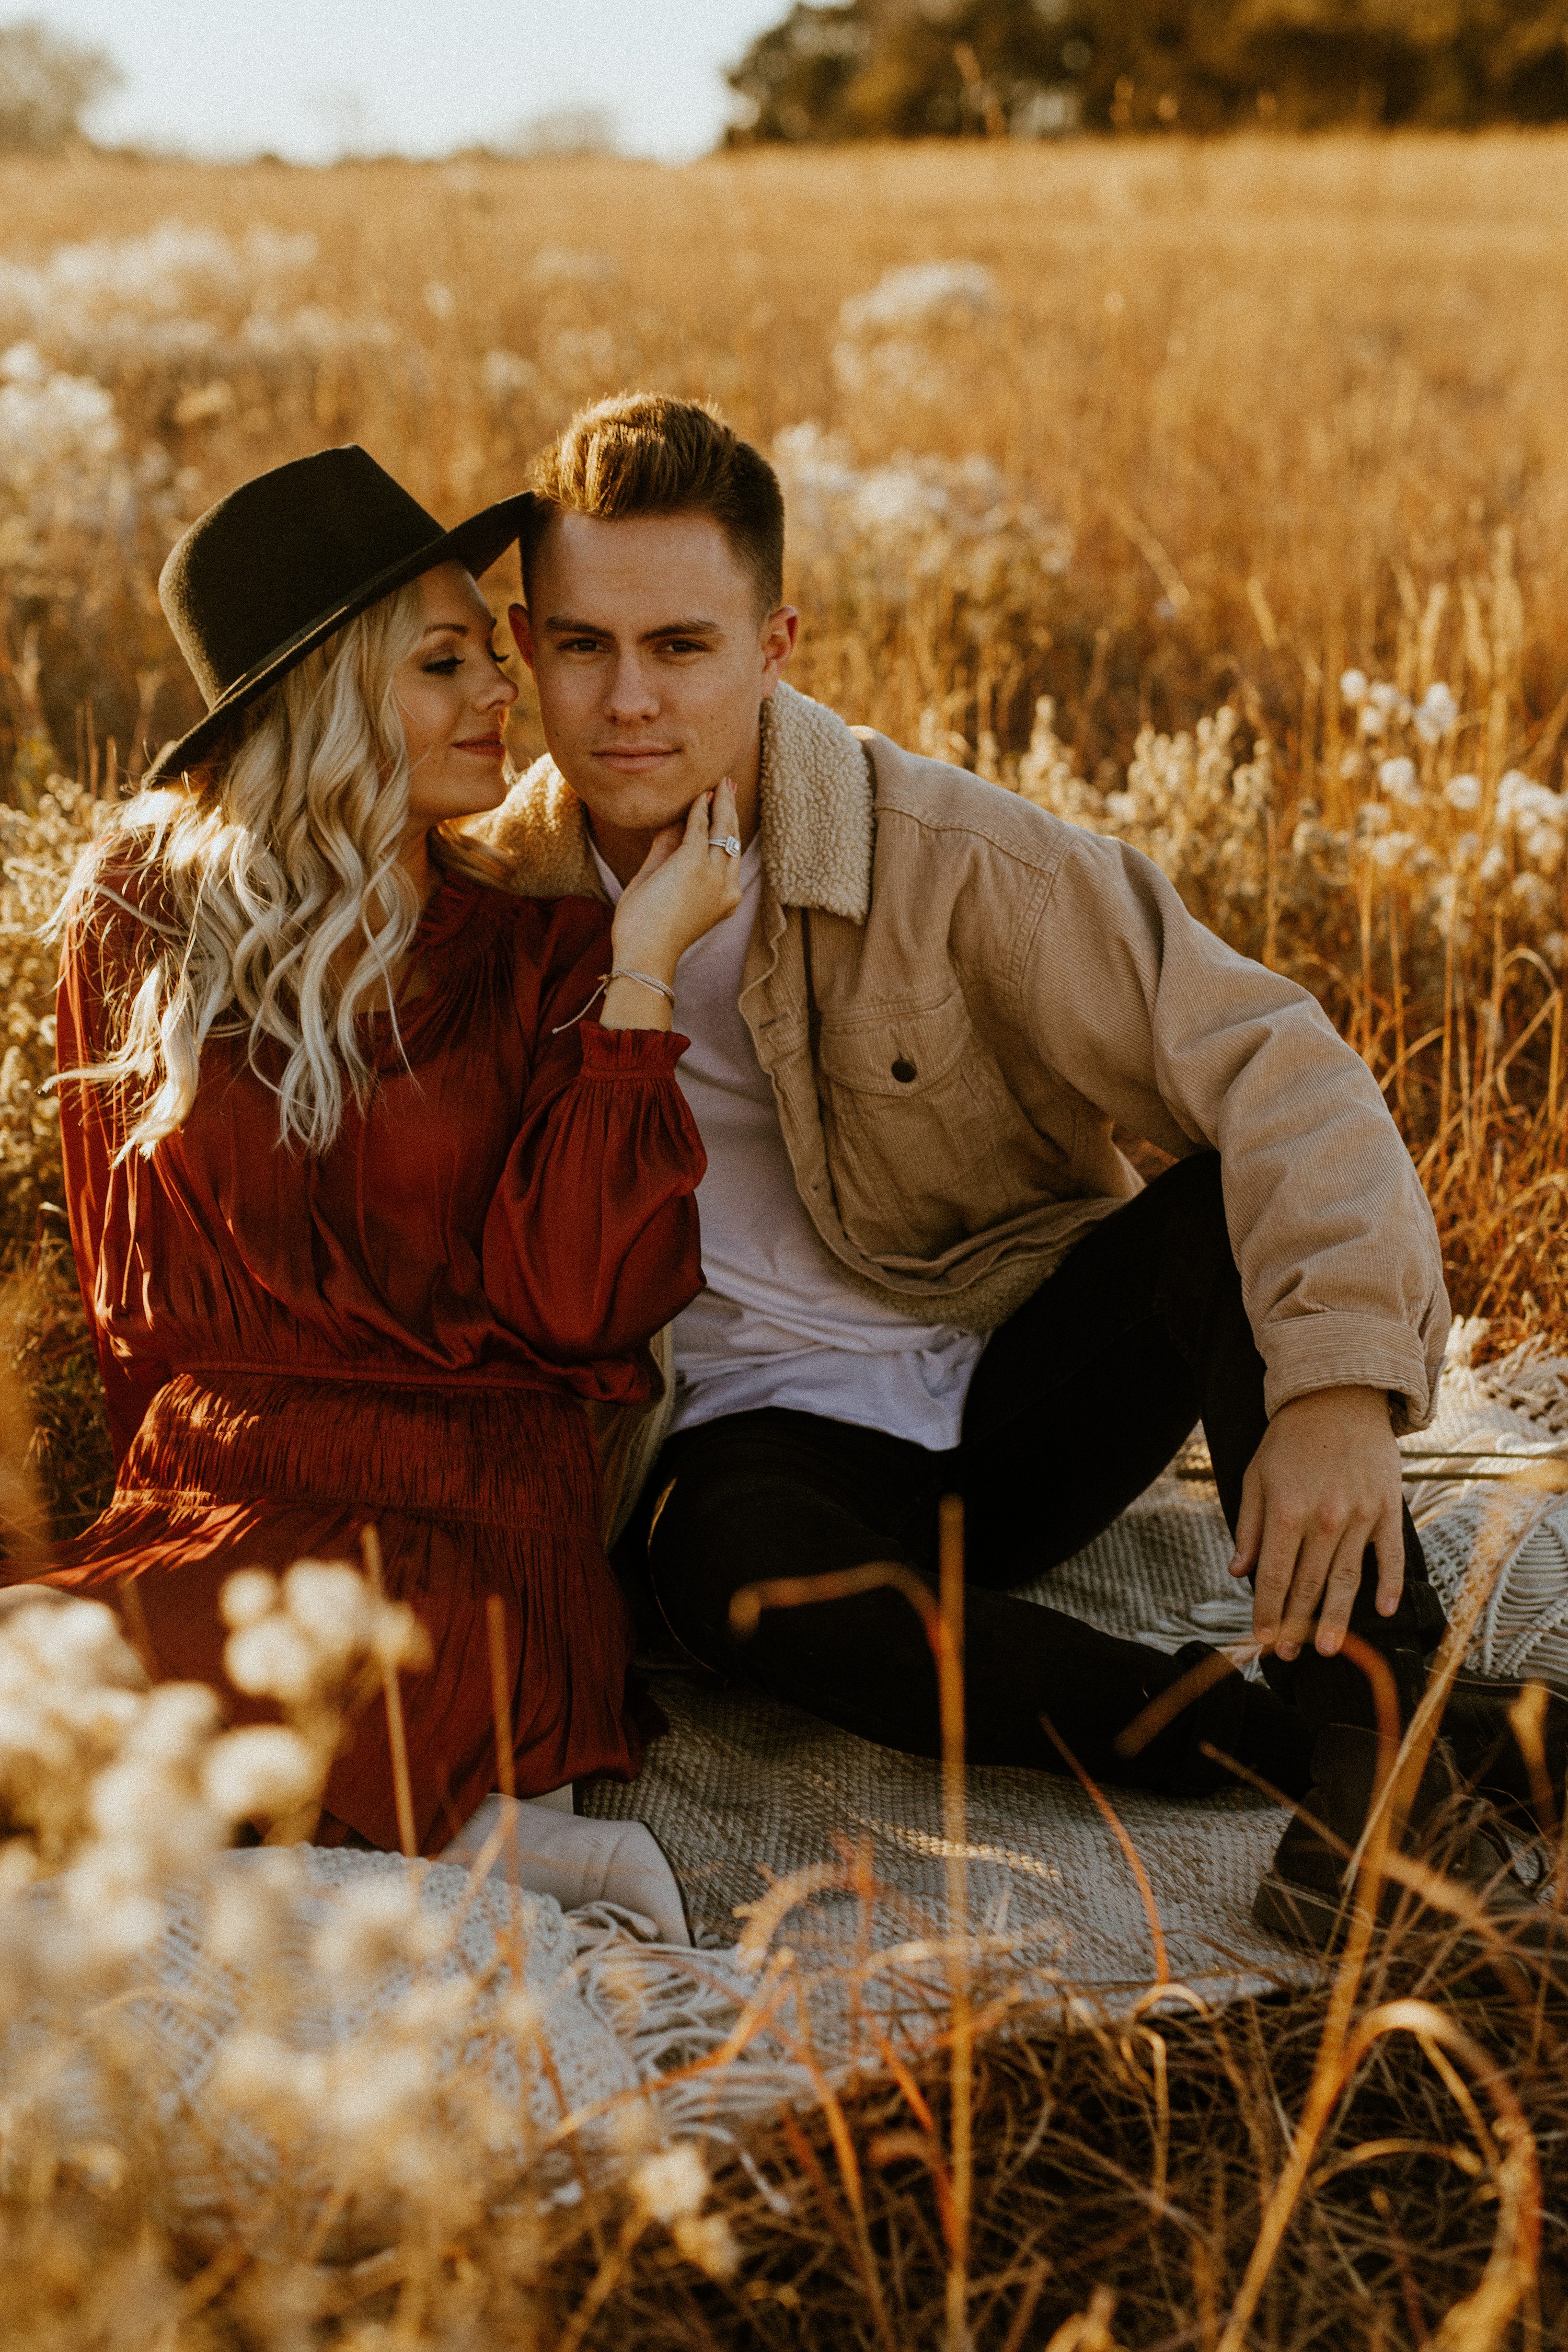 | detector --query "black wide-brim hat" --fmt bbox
[145,445,533,787]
